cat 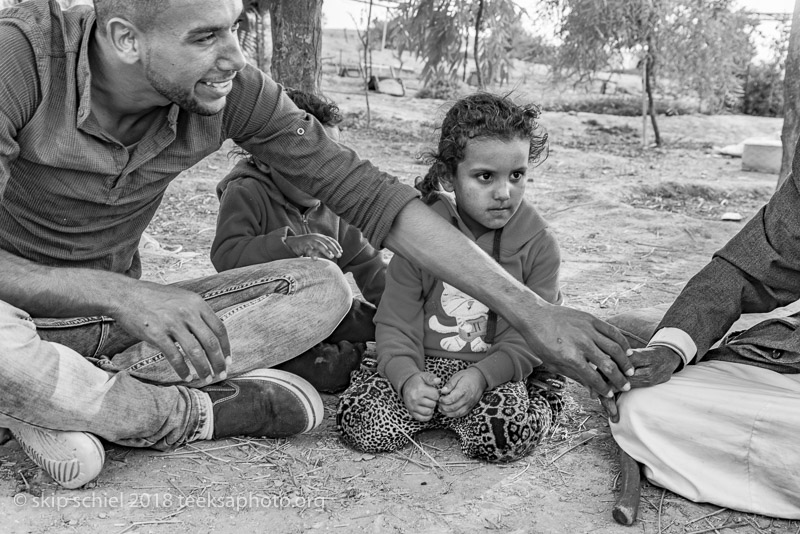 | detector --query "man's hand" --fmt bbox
[438,367,487,418]
[402,372,441,422]
[600,345,681,423]
[112,281,230,384]
[526,305,634,398]
[285,234,343,260]
[627,346,681,388]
